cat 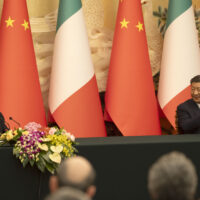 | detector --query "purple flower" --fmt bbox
[16,129,45,160]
